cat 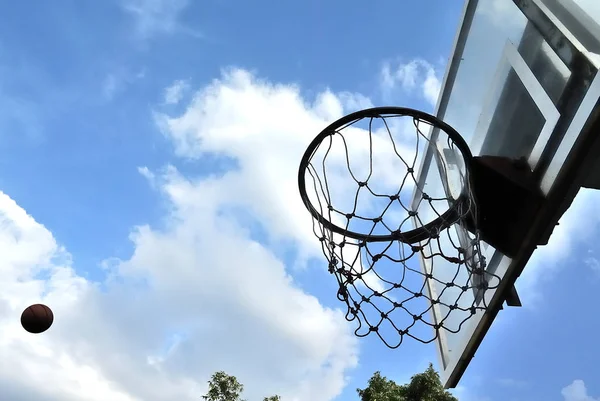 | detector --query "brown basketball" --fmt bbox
[21,304,54,334]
